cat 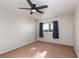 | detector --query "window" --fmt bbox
[43,23,49,32]
[49,23,53,32]
[43,23,53,32]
